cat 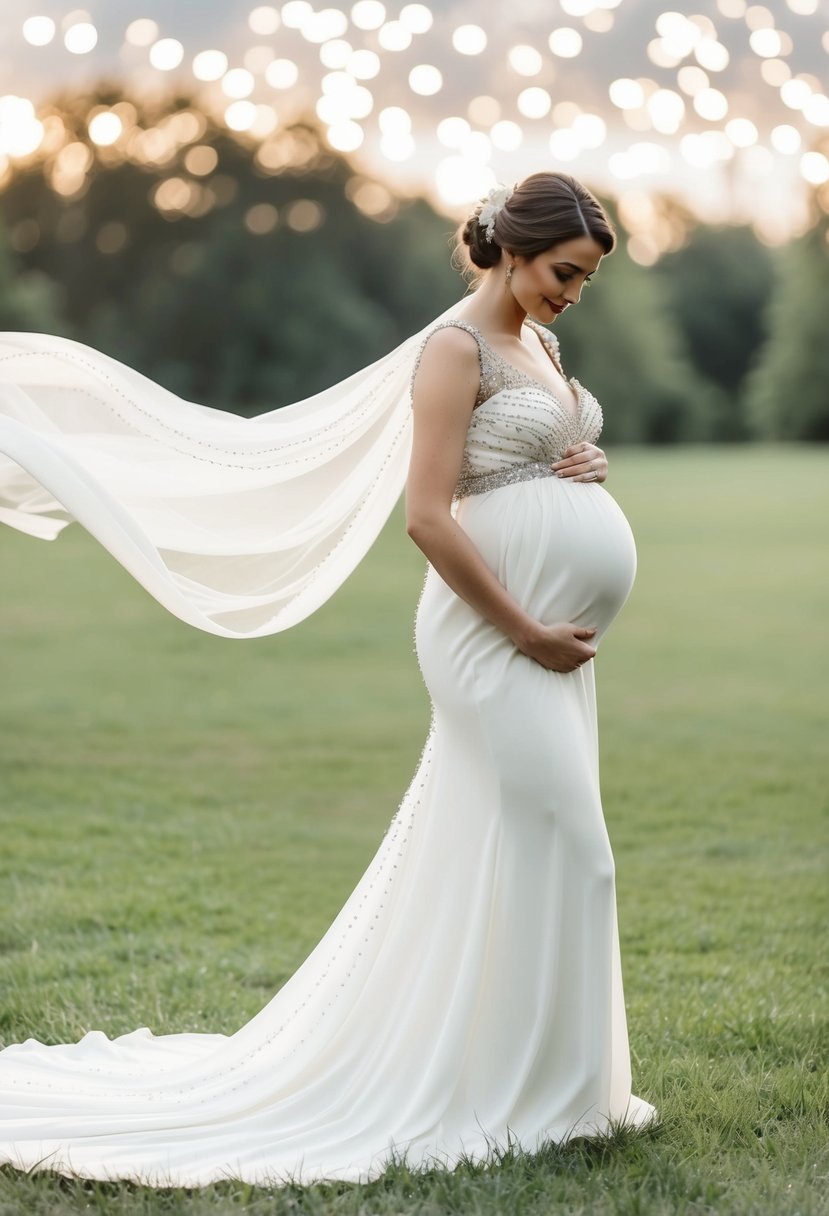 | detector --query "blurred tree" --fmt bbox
[0,89,460,409]
[0,86,745,440]
[653,225,773,440]
[745,212,829,441]
[0,219,66,333]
